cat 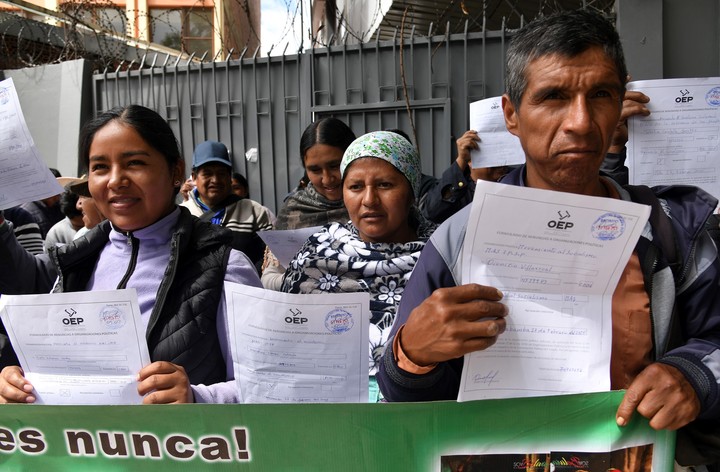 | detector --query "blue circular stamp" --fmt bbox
[706,87,720,107]
[325,309,354,334]
[591,212,625,240]
[98,305,126,330]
